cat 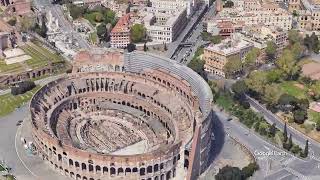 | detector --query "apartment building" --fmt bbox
[149,0,198,16]
[110,14,131,48]
[143,9,187,43]
[203,36,253,77]
[218,7,292,30]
